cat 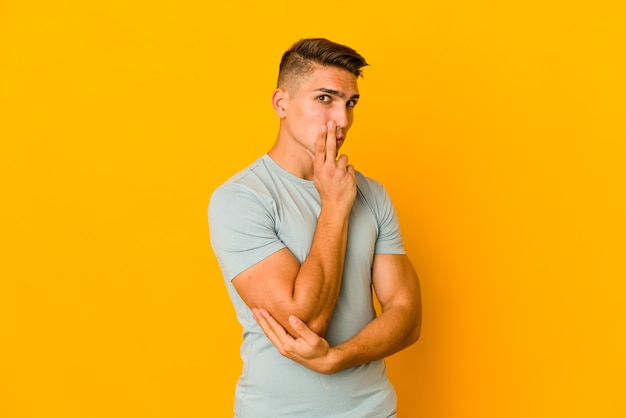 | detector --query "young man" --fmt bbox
[209,38,422,418]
